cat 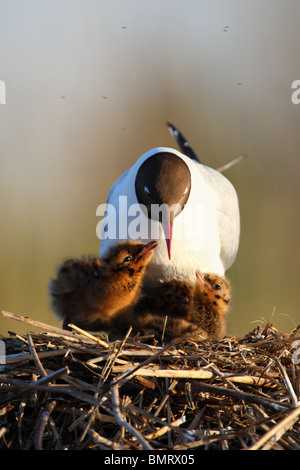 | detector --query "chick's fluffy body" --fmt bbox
[49,241,156,331]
